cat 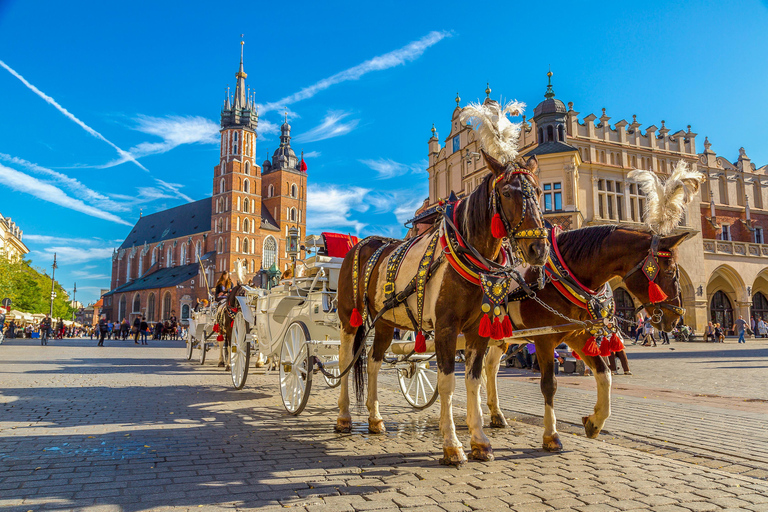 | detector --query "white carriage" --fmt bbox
[224,233,440,415]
